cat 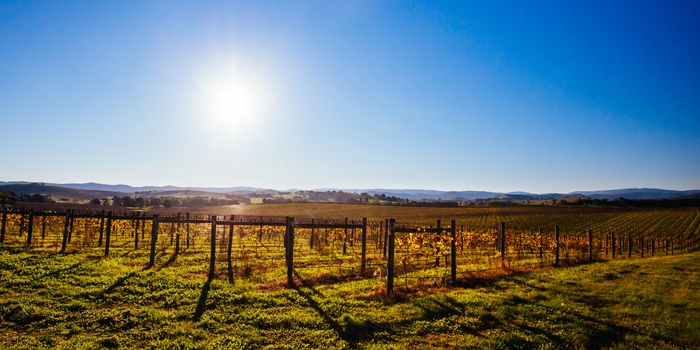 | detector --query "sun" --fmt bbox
[193,58,269,133]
